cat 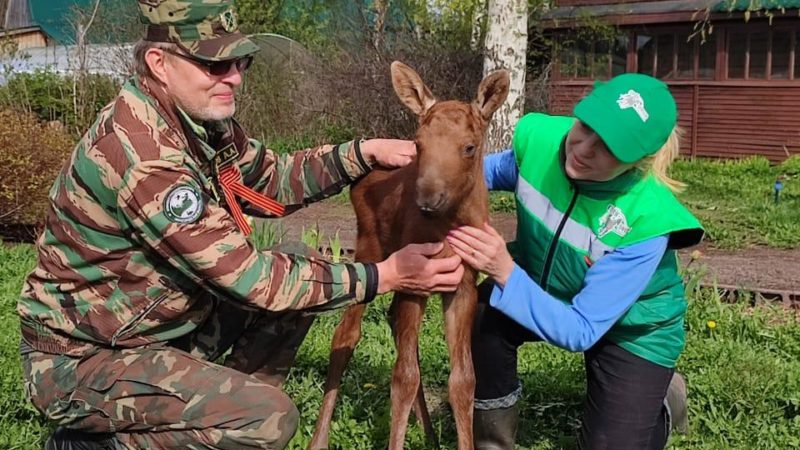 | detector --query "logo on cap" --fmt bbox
[617,90,649,123]
[220,9,238,33]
